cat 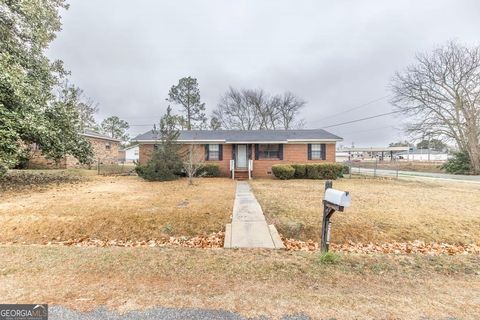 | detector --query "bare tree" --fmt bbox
[391,41,480,174]
[275,92,306,129]
[244,89,272,129]
[213,87,259,130]
[182,144,205,186]
[212,87,305,130]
